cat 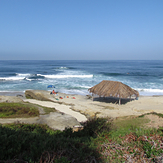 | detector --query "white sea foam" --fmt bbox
[53,67,69,71]
[25,78,33,81]
[43,74,93,78]
[37,74,43,76]
[0,73,42,81]
[137,88,163,96]
[59,67,68,69]
[80,85,91,89]
[16,73,31,77]
[0,76,25,80]
[138,88,163,93]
